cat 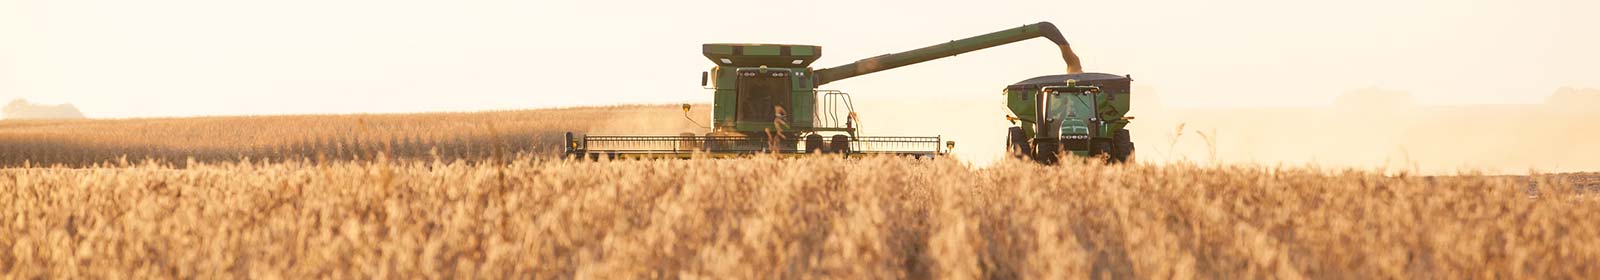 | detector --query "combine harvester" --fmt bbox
[565,22,1132,162]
